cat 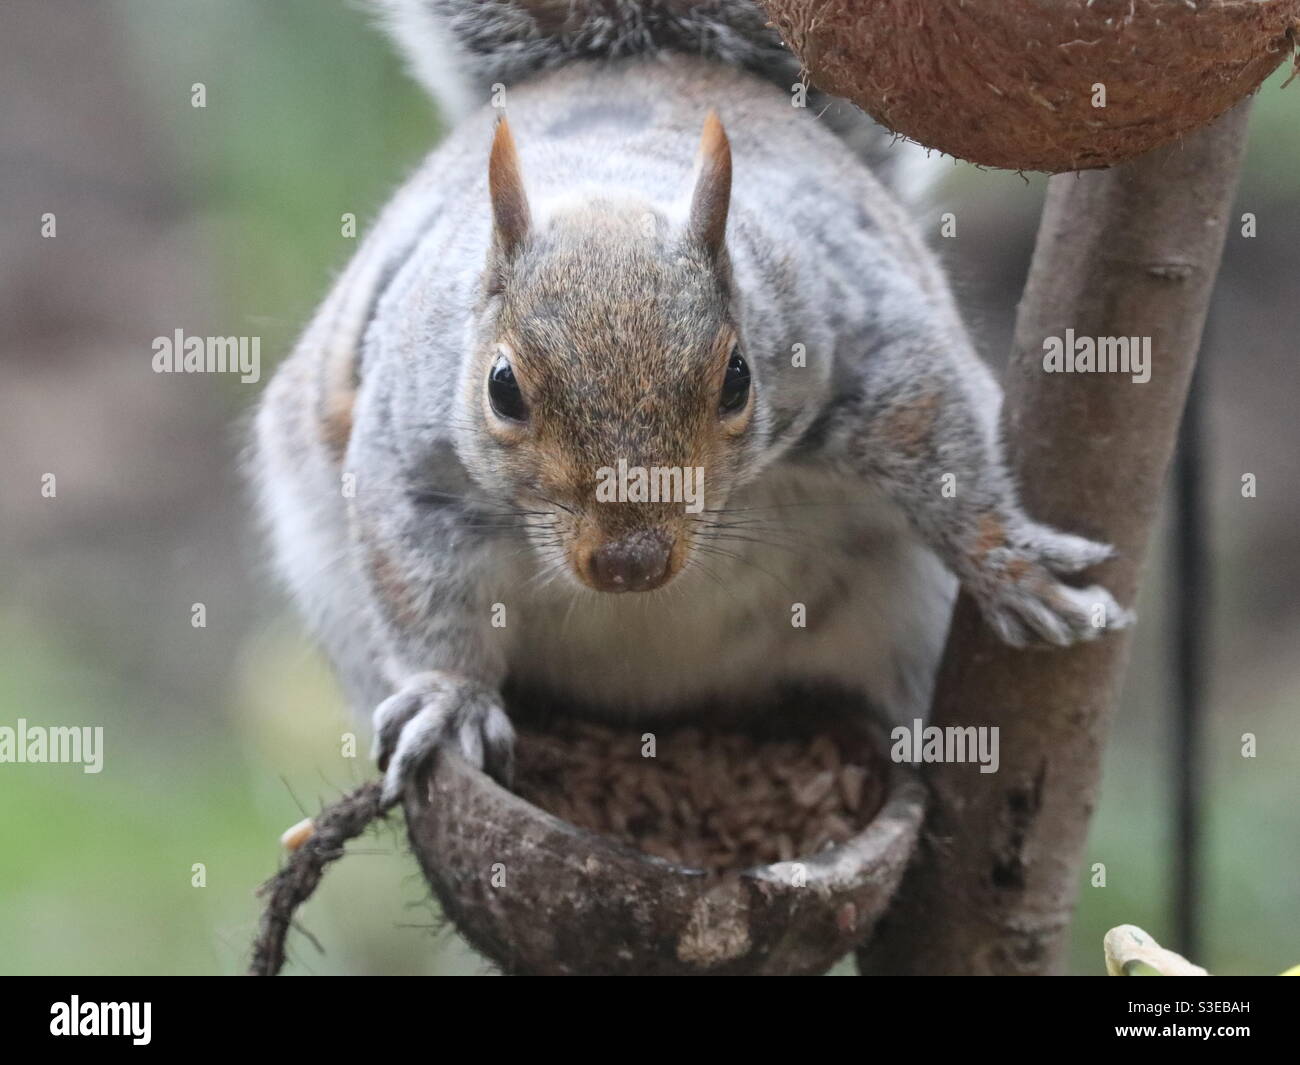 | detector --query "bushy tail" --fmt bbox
[373,0,927,192]
[377,1,793,106]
